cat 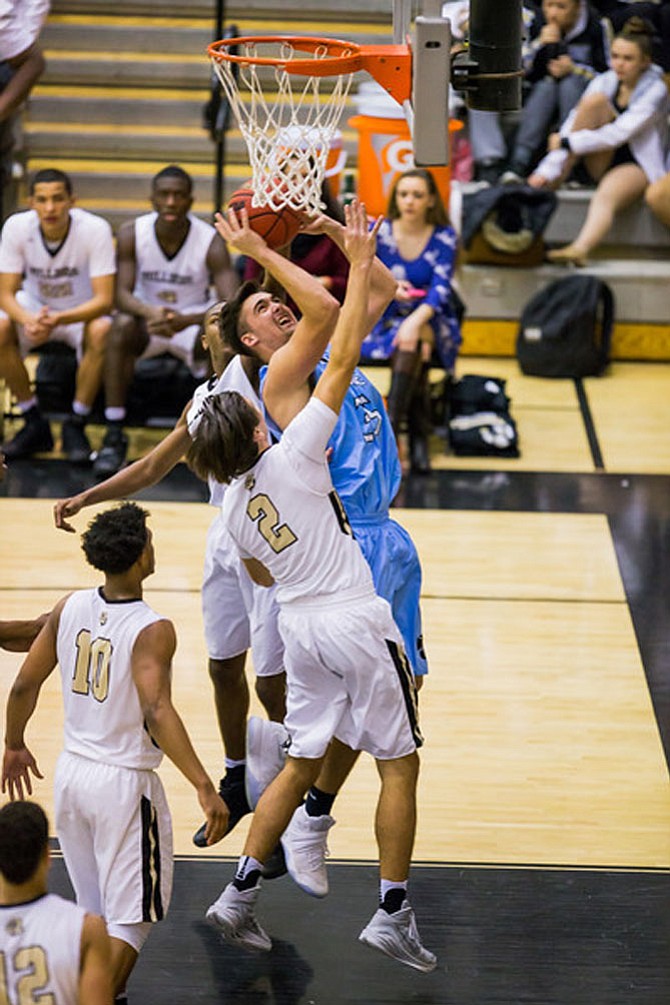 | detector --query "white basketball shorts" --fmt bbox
[279,589,423,761]
[54,750,173,926]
